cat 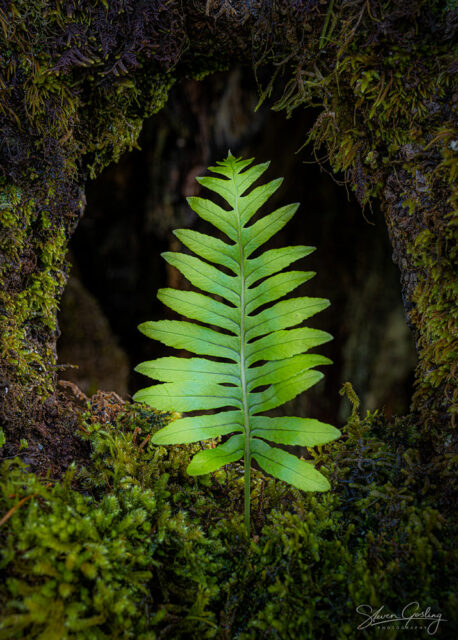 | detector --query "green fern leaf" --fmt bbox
[134,153,341,531]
